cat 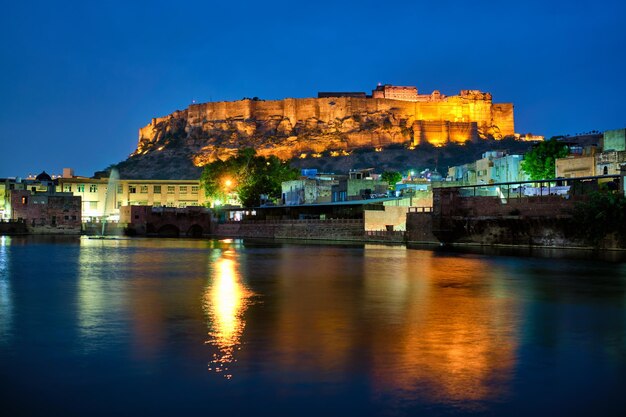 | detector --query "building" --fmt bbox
[57,171,208,221]
[492,154,528,183]
[475,151,506,184]
[372,84,419,101]
[317,92,367,98]
[282,178,335,205]
[447,163,477,185]
[281,170,388,205]
[602,128,626,152]
[8,172,81,234]
[120,205,212,237]
[555,147,597,178]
